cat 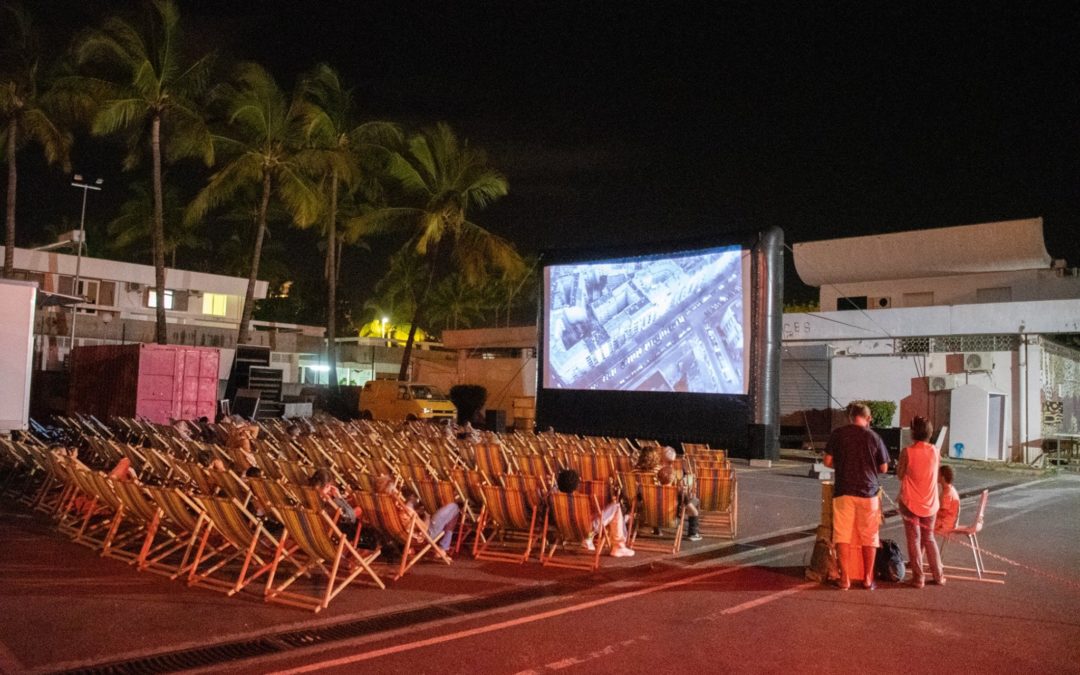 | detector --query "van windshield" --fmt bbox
[409,385,446,400]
